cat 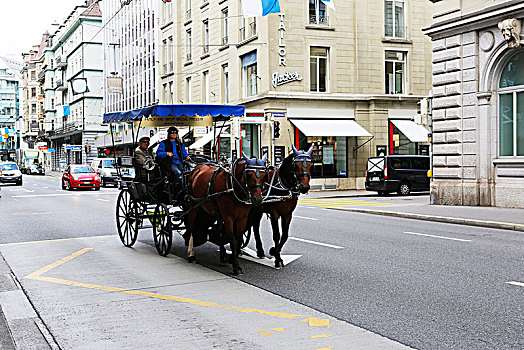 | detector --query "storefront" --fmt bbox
[387,110,430,156]
[288,107,372,181]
